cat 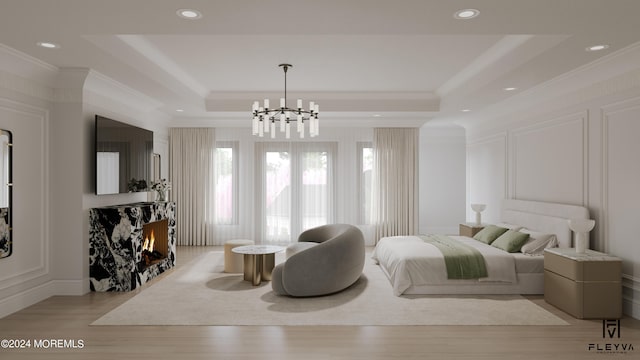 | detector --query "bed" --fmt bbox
[372,199,590,295]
